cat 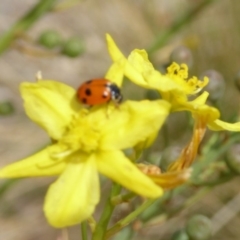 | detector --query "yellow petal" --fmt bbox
[44,154,100,228]
[125,50,179,91]
[208,119,240,131]
[171,91,209,112]
[100,100,170,150]
[124,50,157,89]
[106,34,126,62]
[174,101,220,123]
[0,146,67,178]
[96,150,163,198]
[20,80,81,140]
[134,131,158,151]
[190,91,209,105]
[105,62,124,87]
